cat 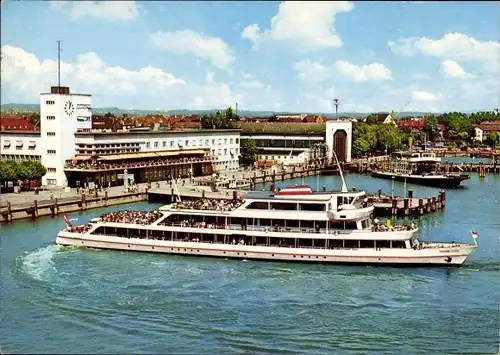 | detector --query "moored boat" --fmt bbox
[56,186,478,266]
[370,150,470,188]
